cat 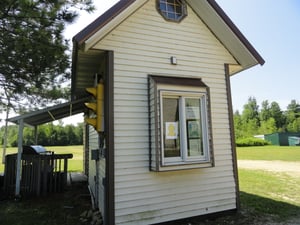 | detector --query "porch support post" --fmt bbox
[15,119,24,197]
[34,125,38,144]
